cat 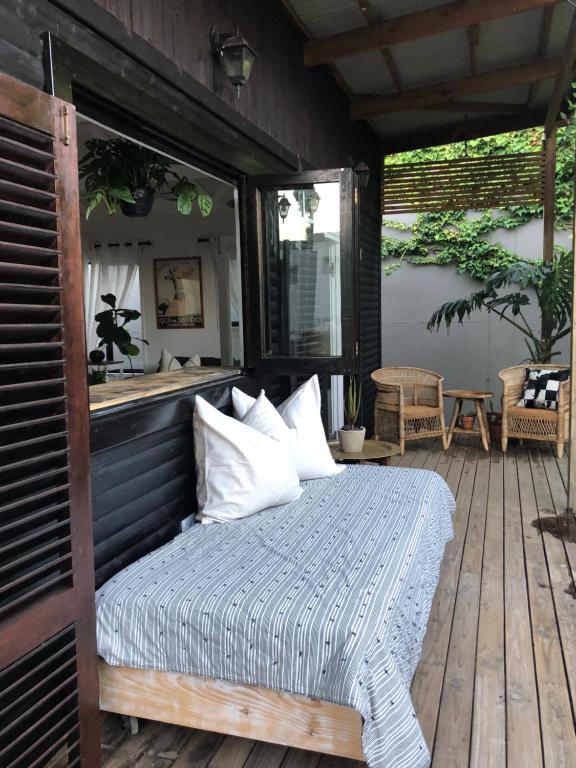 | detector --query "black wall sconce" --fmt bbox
[354,161,371,192]
[211,26,257,97]
[278,194,291,222]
